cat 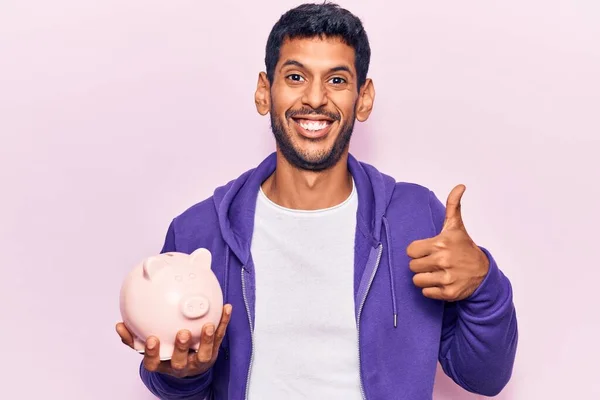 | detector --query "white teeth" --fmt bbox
[299,121,328,131]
